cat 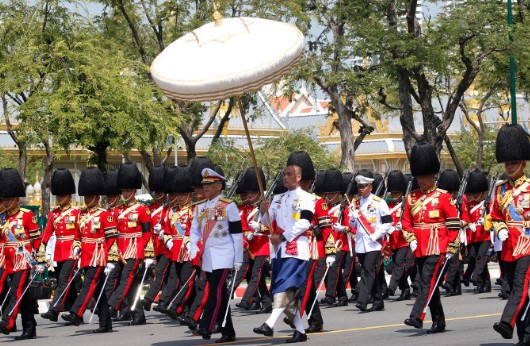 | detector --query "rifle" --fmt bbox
[455,169,471,246]
[399,179,413,224]
[338,174,356,256]
[309,169,324,238]
[253,170,282,222]
[374,170,389,197]
[482,167,501,219]
[226,170,245,199]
